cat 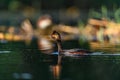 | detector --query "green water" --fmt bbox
[0,40,120,80]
